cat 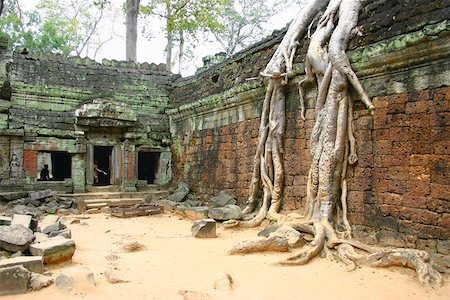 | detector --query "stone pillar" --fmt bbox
[72,154,85,193]
[121,141,136,192]
[85,143,94,187]
[155,150,172,185]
